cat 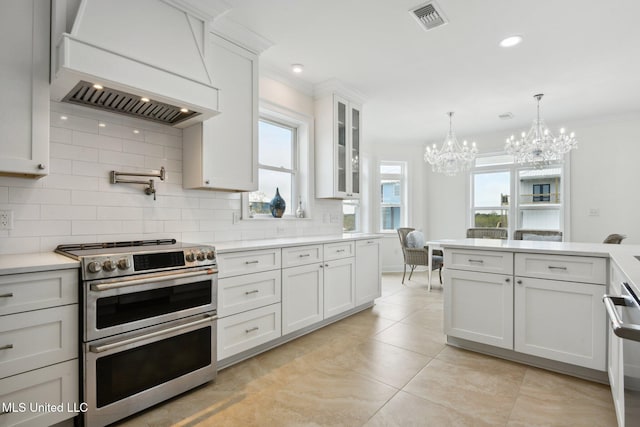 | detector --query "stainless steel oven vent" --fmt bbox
[410,1,447,31]
[62,81,200,125]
